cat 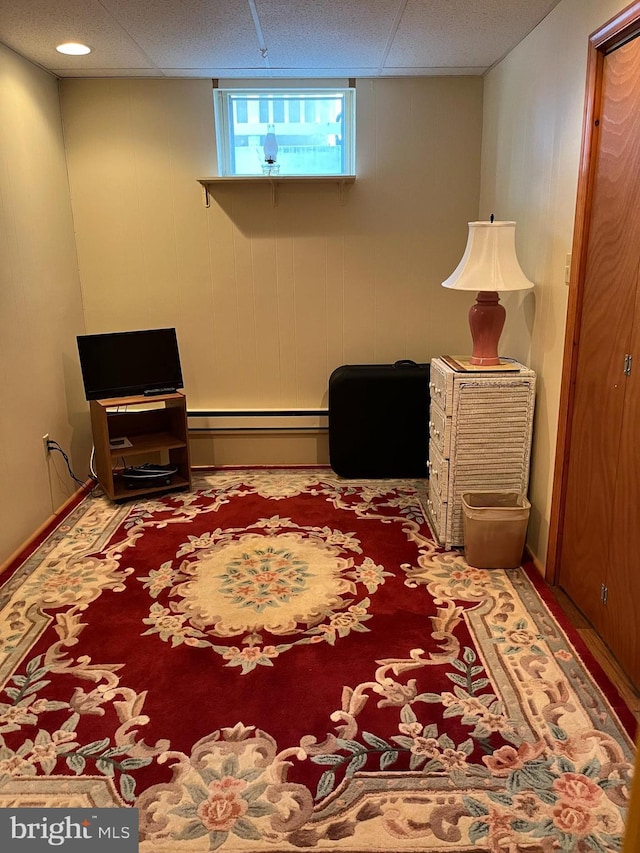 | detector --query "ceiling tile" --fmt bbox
[101,0,262,70]
[0,0,155,70]
[386,0,561,71]
[257,0,401,71]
